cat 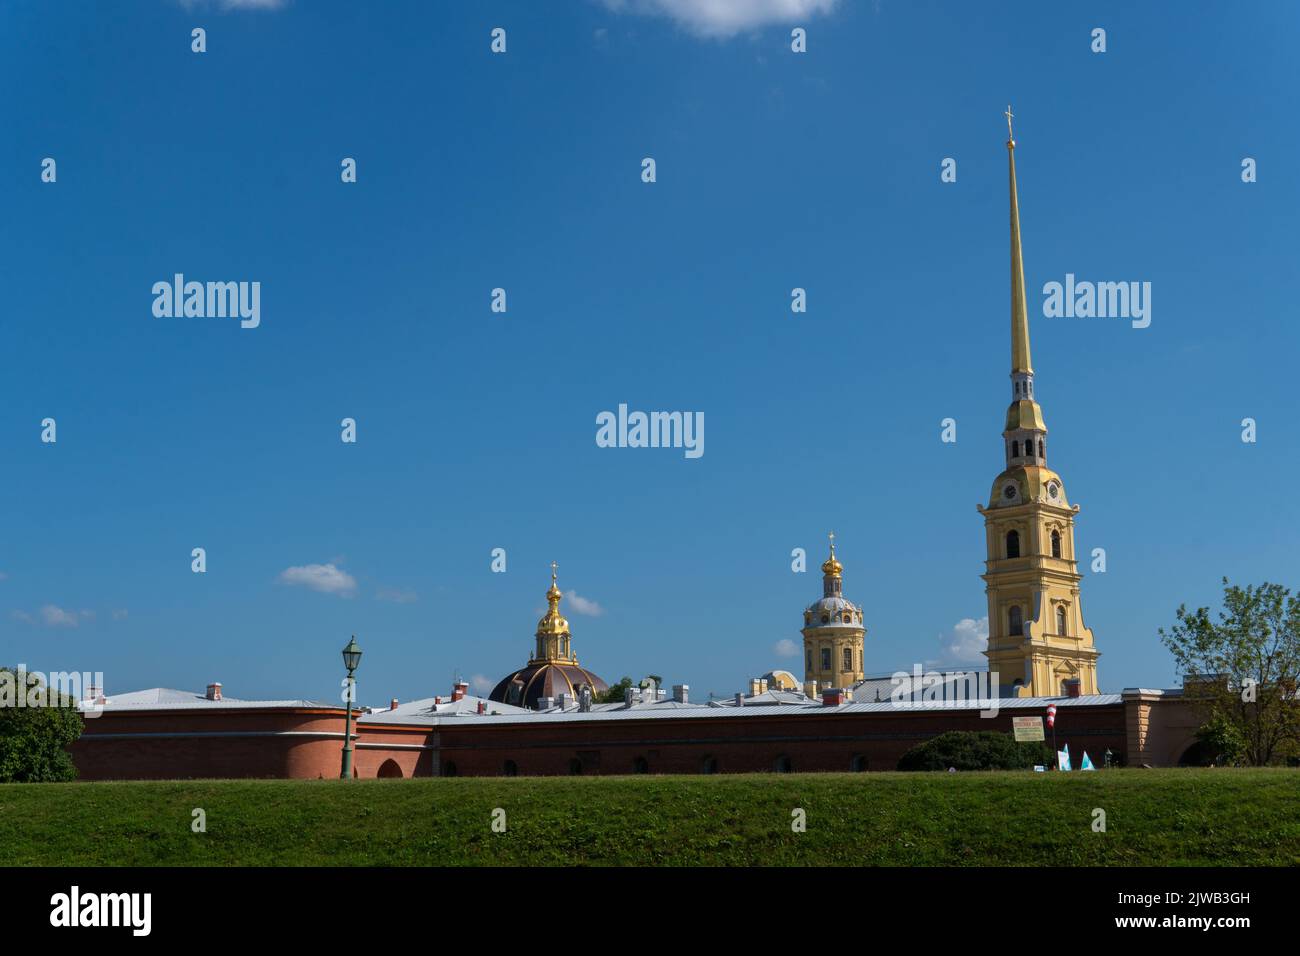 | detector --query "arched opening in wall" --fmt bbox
[502,760,518,777]
[700,756,718,774]
[1009,605,1023,636]
[1012,440,1020,458]
[569,758,583,776]
[773,755,792,773]
[1006,530,1020,559]
[1038,440,1044,457]
[632,756,649,774]
[850,754,868,772]
[1051,529,1062,558]
[442,761,458,778]
[377,759,403,779]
